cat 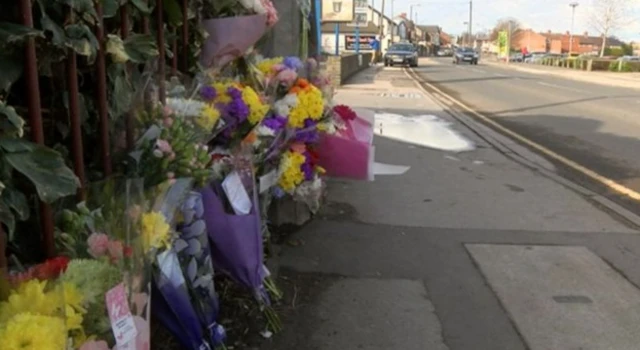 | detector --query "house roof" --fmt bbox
[540,31,625,47]
[417,25,440,34]
[580,36,624,46]
[321,21,379,35]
